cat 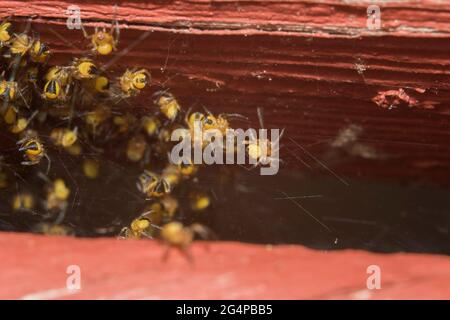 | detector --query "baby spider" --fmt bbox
[42,79,64,101]
[189,191,210,212]
[185,110,205,127]
[45,178,70,211]
[45,66,71,86]
[113,112,137,134]
[126,134,147,162]
[202,111,231,135]
[83,158,100,179]
[17,132,51,173]
[200,107,247,135]
[8,33,33,57]
[118,211,156,240]
[182,109,204,146]
[7,32,49,64]
[137,170,171,198]
[81,19,119,55]
[117,68,151,98]
[25,66,39,90]
[177,159,198,178]
[37,173,71,225]
[0,18,13,47]
[29,38,50,64]
[70,57,98,80]
[2,104,17,124]
[83,104,111,135]
[142,197,178,227]
[245,107,283,168]
[141,116,161,137]
[12,192,35,214]
[161,164,181,188]
[42,66,72,101]
[184,108,247,147]
[89,74,110,94]
[0,71,31,109]
[159,222,211,262]
[0,77,19,102]
[3,22,48,61]
[9,110,38,134]
[50,127,78,149]
[154,90,181,122]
